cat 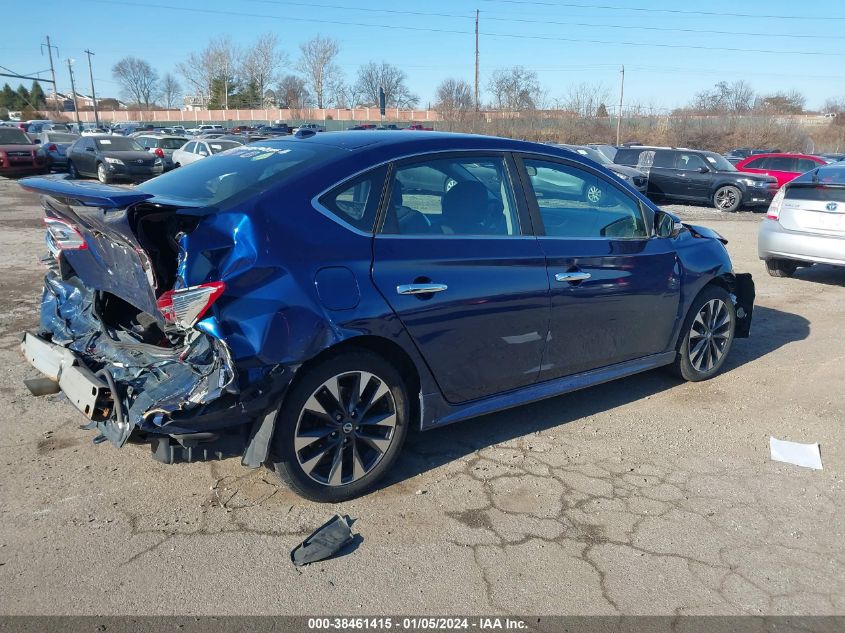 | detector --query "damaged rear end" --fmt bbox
[19,176,285,464]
